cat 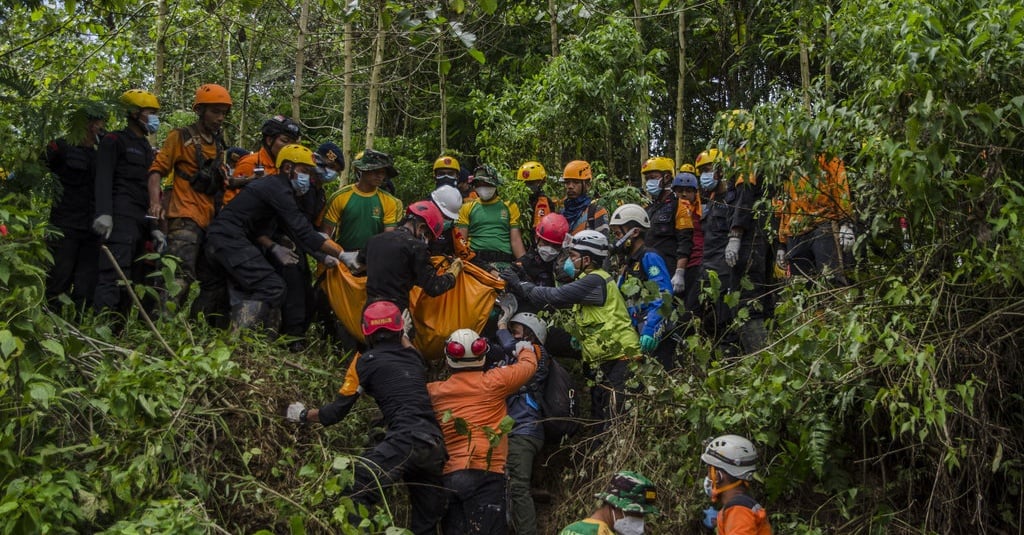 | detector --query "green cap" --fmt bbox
[354,149,398,178]
[472,164,502,187]
[595,471,659,515]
